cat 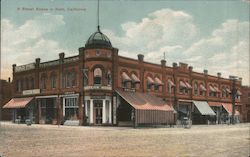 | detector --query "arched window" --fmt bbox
[107,70,112,86]
[94,68,102,85]
[51,72,57,89]
[71,71,76,87]
[30,77,34,89]
[194,81,198,95]
[222,86,226,97]
[41,74,47,89]
[66,71,71,87]
[83,69,88,86]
